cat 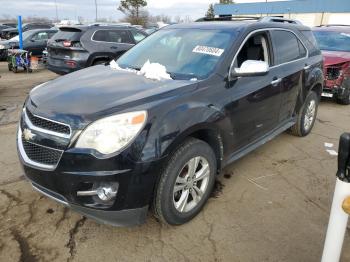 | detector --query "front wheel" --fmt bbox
[153,138,216,225]
[290,91,319,137]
